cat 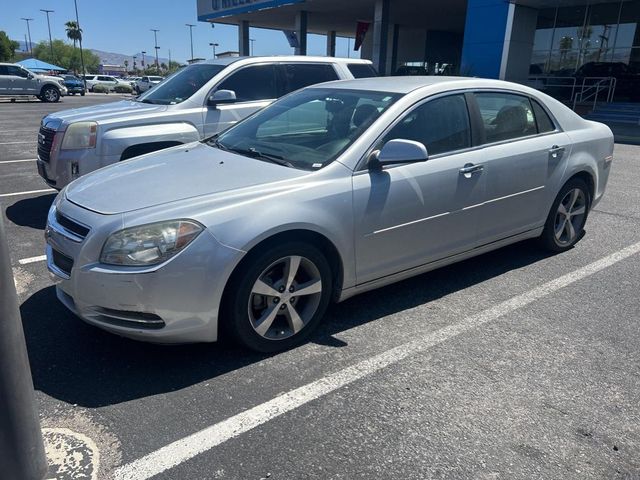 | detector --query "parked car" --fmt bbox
[60,74,86,96]
[83,75,121,92]
[37,56,376,189]
[0,63,67,102]
[135,76,164,94]
[45,77,613,351]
